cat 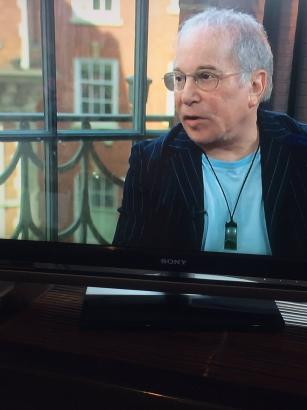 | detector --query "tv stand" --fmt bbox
[80,287,284,330]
